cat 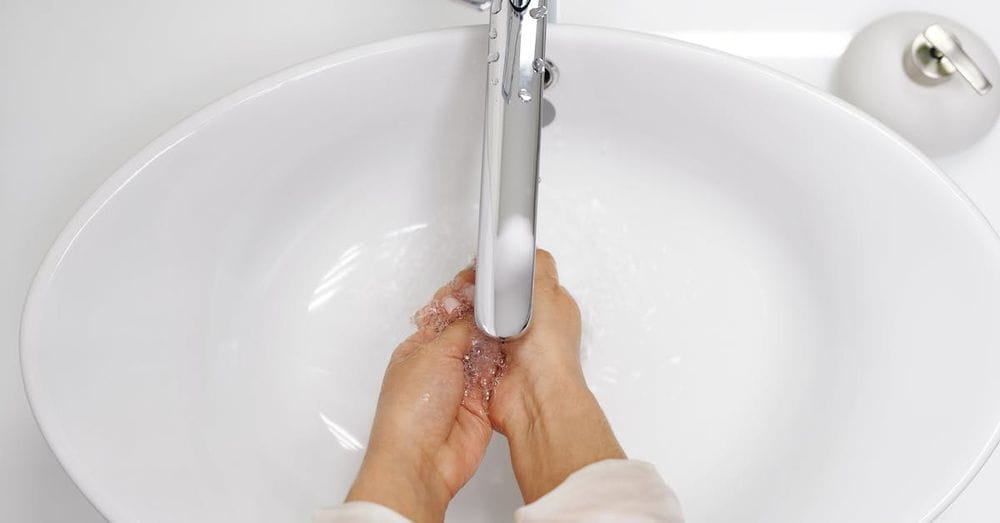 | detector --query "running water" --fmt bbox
[413,270,507,411]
